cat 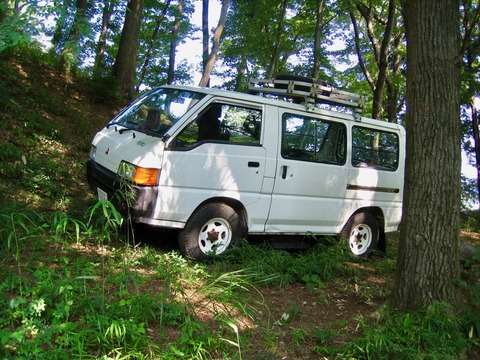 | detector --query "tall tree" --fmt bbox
[202,0,210,87]
[391,0,461,310]
[112,0,144,101]
[312,0,325,79]
[349,0,400,120]
[136,0,171,91]
[93,0,115,77]
[266,0,288,78]
[198,0,229,87]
